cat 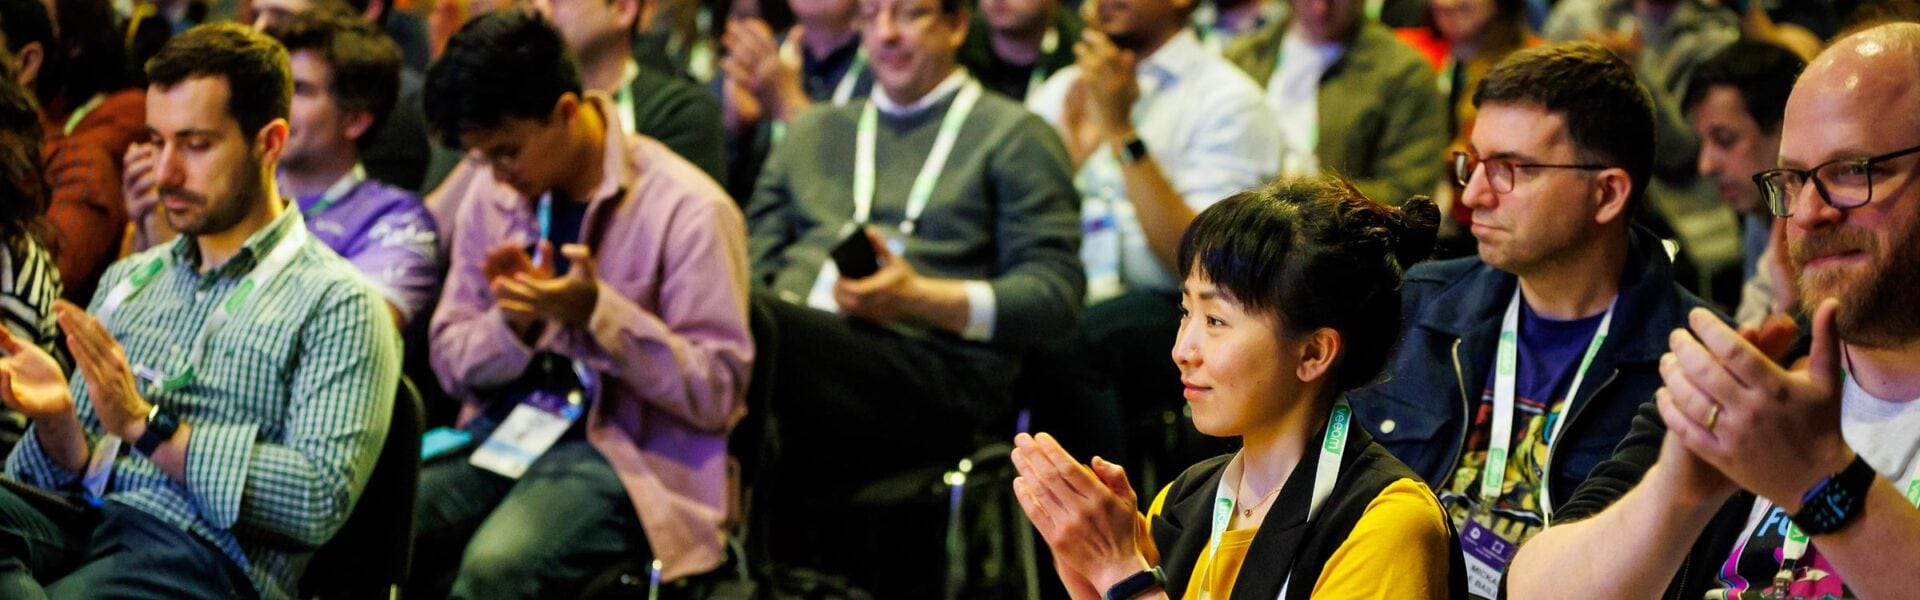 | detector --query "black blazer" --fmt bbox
[1150,421,1468,599]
